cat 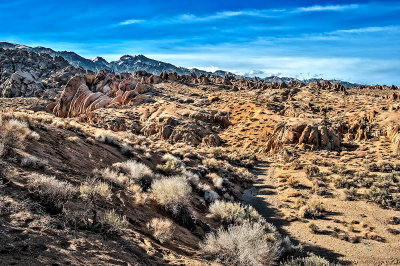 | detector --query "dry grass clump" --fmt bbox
[236,167,256,181]
[80,179,112,201]
[151,176,191,214]
[67,136,80,142]
[103,209,129,231]
[201,222,281,266]
[147,217,175,243]
[281,252,330,266]
[28,174,76,205]
[209,201,262,226]
[299,199,325,219]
